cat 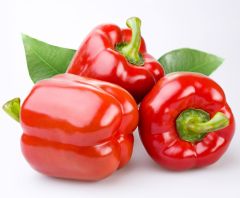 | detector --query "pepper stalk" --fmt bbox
[116,17,144,66]
[176,108,229,143]
[2,97,21,122]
